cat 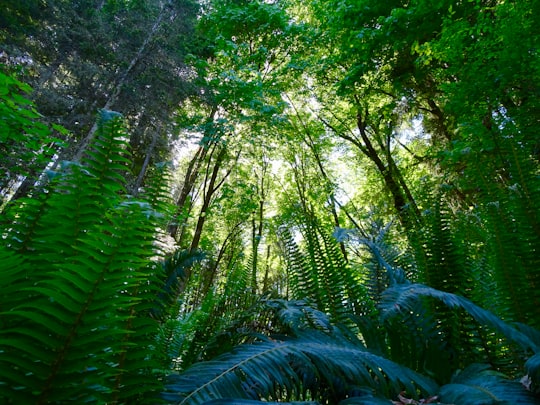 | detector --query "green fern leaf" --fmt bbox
[381,283,538,353]
[439,363,538,404]
[0,115,166,403]
[164,331,438,404]
[525,353,540,393]
[338,396,393,404]
[202,400,319,405]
